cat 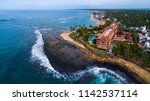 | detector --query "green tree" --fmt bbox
[131,32,139,44]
